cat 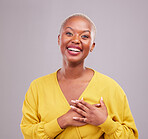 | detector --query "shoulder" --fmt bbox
[25,72,57,100]
[94,70,126,97]
[94,71,118,87]
[30,72,57,88]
